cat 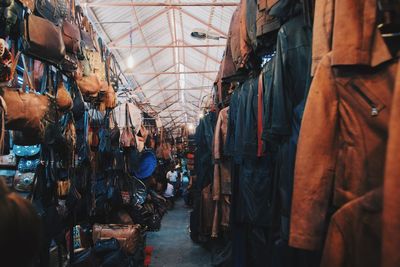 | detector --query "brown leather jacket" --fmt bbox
[289,53,398,251]
[212,107,231,237]
[321,189,382,267]
[312,0,392,74]
[382,59,400,267]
